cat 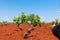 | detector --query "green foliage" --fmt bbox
[25,15,30,23]
[21,12,26,23]
[28,14,34,24]
[51,21,55,24]
[13,16,23,30]
[2,21,8,24]
[41,21,47,24]
[55,18,59,25]
[13,12,41,26]
[23,14,41,38]
[30,14,35,22]
[26,14,30,21]
[33,15,41,25]
[13,16,21,24]
[51,18,59,25]
[27,14,41,25]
